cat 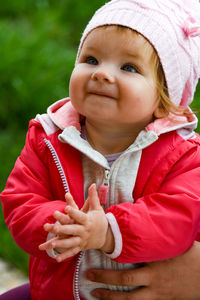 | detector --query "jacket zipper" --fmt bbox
[73,251,84,300]
[44,138,83,300]
[73,169,111,300]
[103,169,110,186]
[98,169,110,209]
[44,138,70,193]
